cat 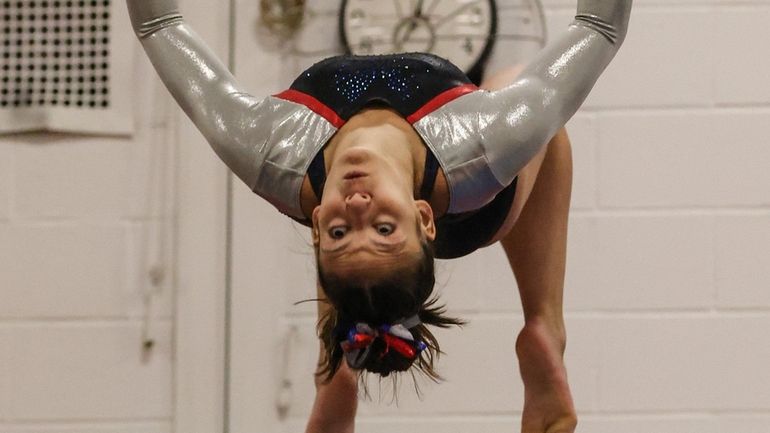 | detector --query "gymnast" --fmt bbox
[127,1,631,432]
